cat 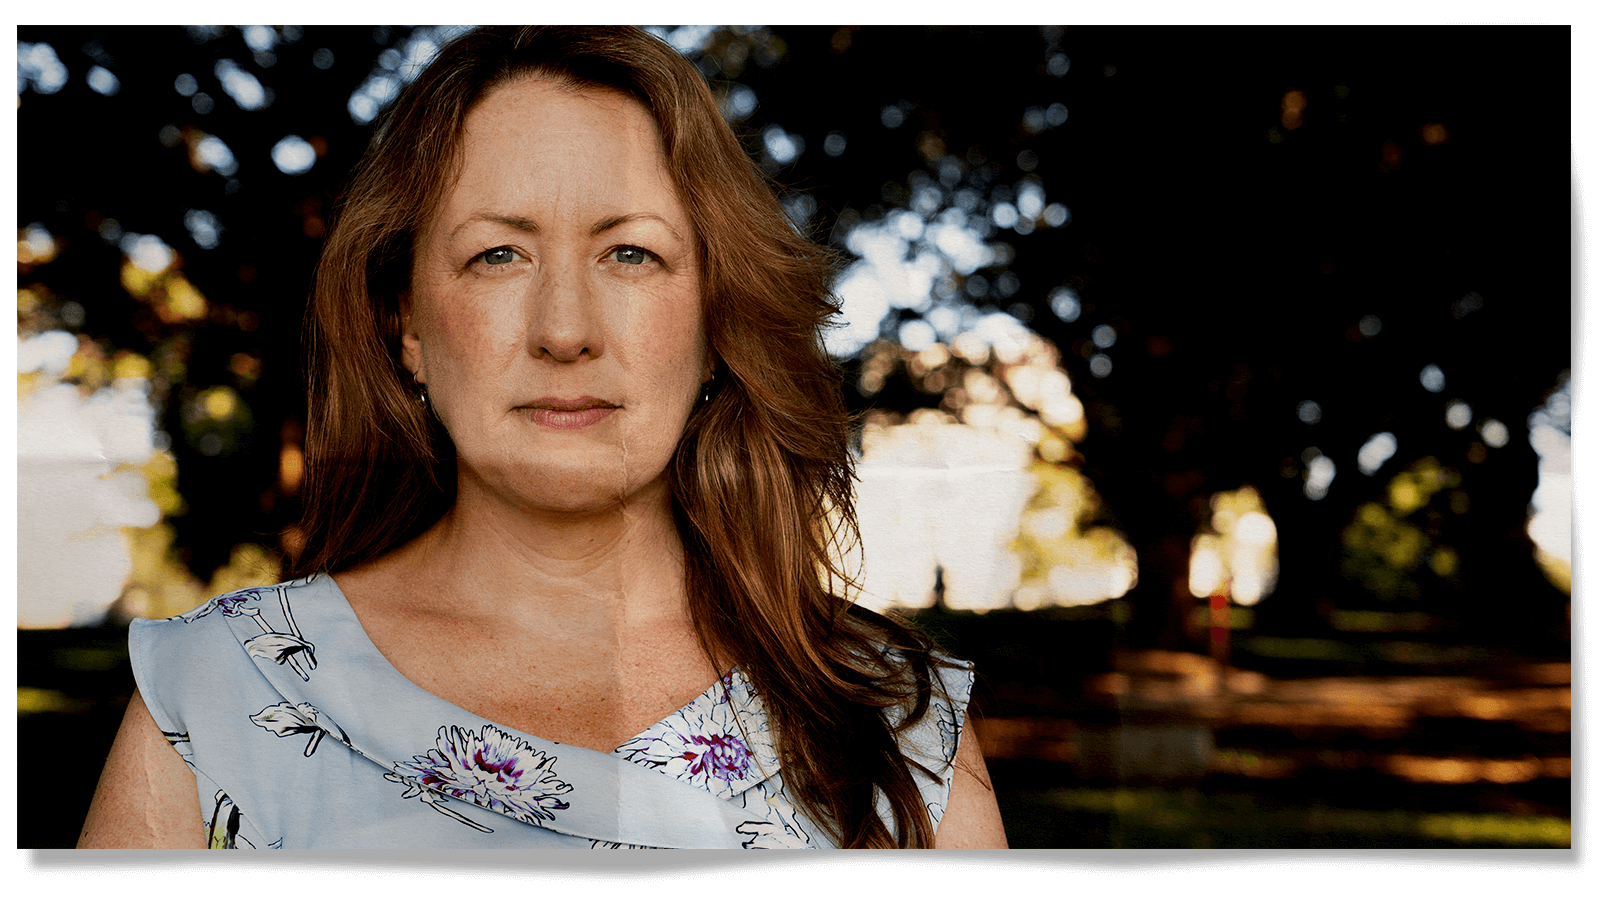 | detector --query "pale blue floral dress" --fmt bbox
[129,575,975,849]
